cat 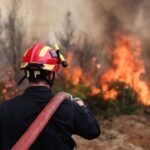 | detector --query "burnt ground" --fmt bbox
[73,114,150,150]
